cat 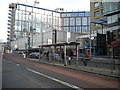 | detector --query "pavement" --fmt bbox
[0,53,2,90]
